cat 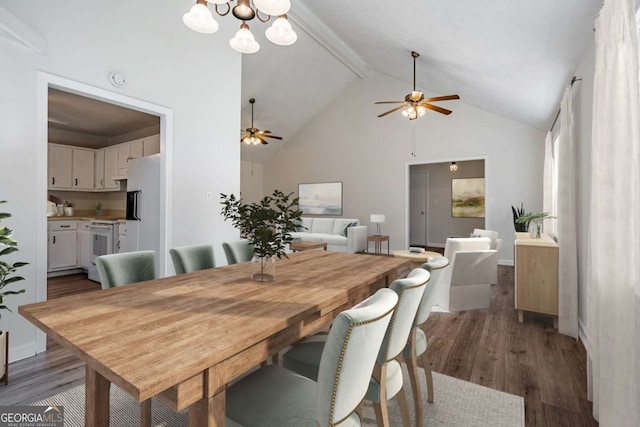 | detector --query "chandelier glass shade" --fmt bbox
[183,0,297,54]
[450,162,458,172]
